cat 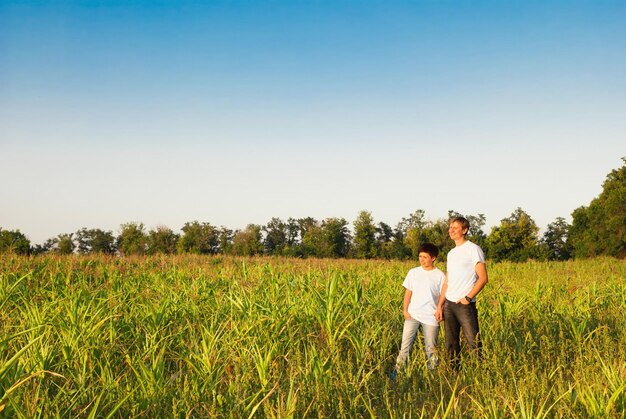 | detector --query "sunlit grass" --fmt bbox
[0,255,624,416]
